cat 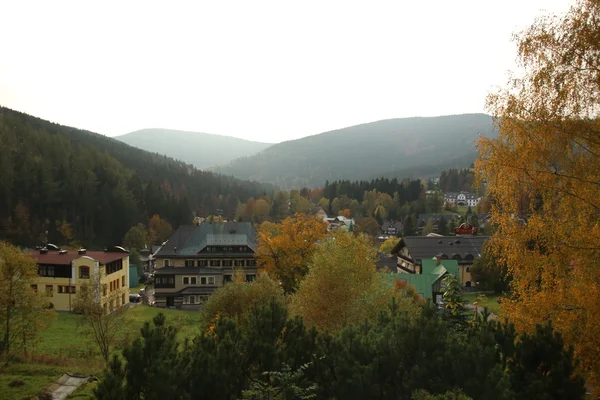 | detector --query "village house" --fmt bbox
[390,235,489,287]
[444,191,481,207]
[416,214,455,234]
[388,257,460,304]
[30,245,130,313]
[381,220,403,236]
[153,221,260,309]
